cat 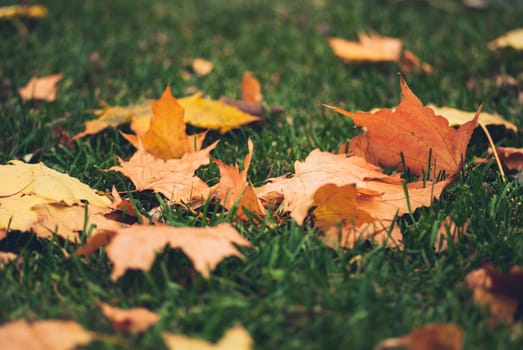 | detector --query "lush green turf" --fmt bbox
[1,0,523,349]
